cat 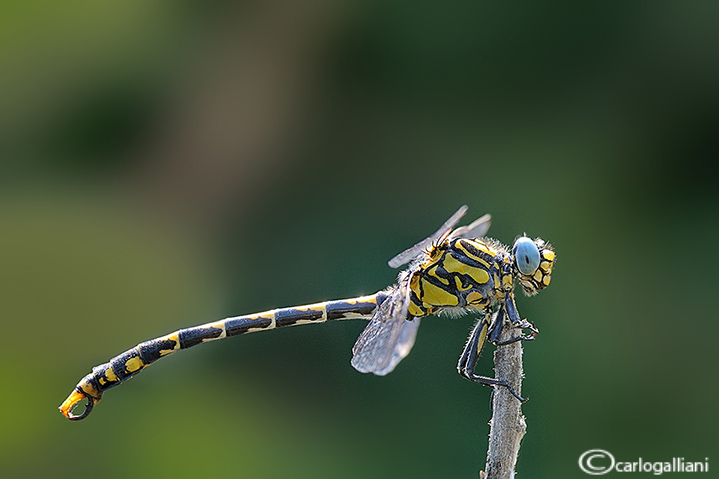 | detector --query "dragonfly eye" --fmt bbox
[513,237,540,275]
